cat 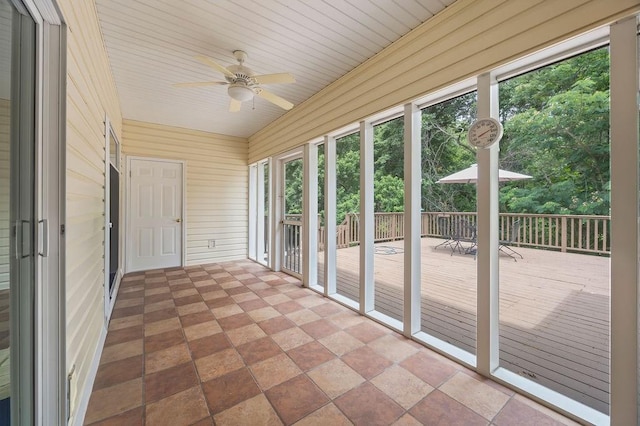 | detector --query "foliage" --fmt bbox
[285,47,610,219]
